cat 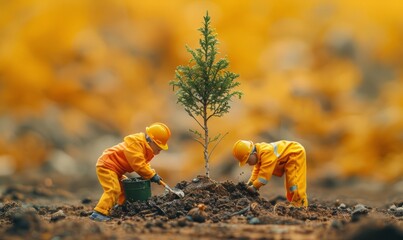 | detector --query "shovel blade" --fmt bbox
[172,188,185,198]
[165,186,184,198]
[160,180,185,198]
